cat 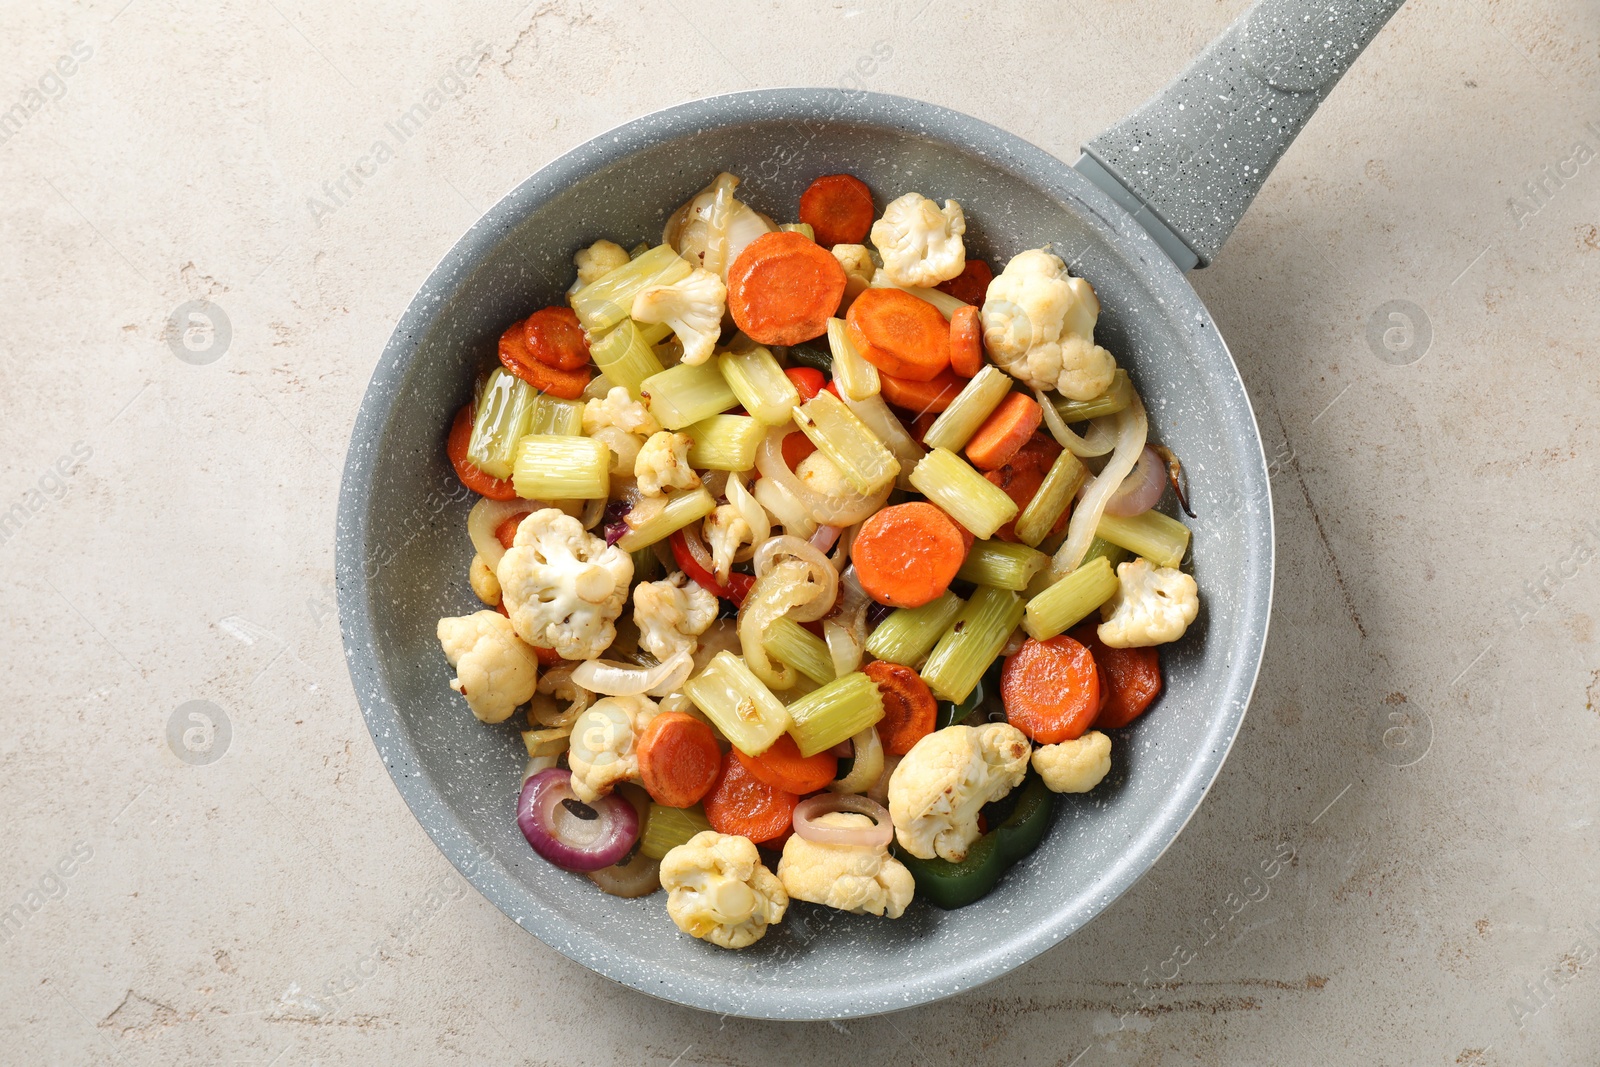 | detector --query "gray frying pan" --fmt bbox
[336,0,1405,1020]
